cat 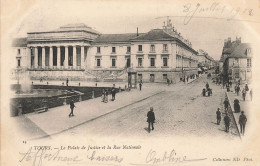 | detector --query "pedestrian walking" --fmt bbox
[147,107,155,132]
[224,114,231,132]
[202,88,206,97]
[239,111,247,135]
[236,85,240,96]
[69,100,75,117]
[250,89,252,101]
[234,84,237,94]
[111,87,116,101]
[242,88,246,101]
[104,89,109,103]
[66,78,69,86]
[245,84,249,91]
[234,98,240,113]
[206,82,209,89]
[216,108,221,125]
[207,88,211,96]
[139,80,143,91]
[101,89,105,102]
[223,98,229,111]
